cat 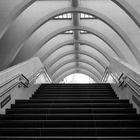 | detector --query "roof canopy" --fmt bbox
[0,0,140,82]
